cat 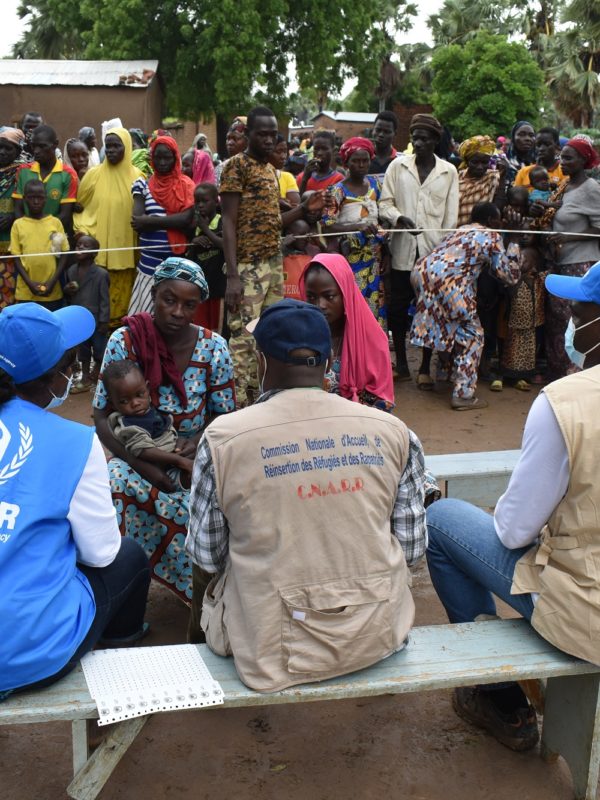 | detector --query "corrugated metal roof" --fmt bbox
[312,111,377,123]
[0,60,158,88]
